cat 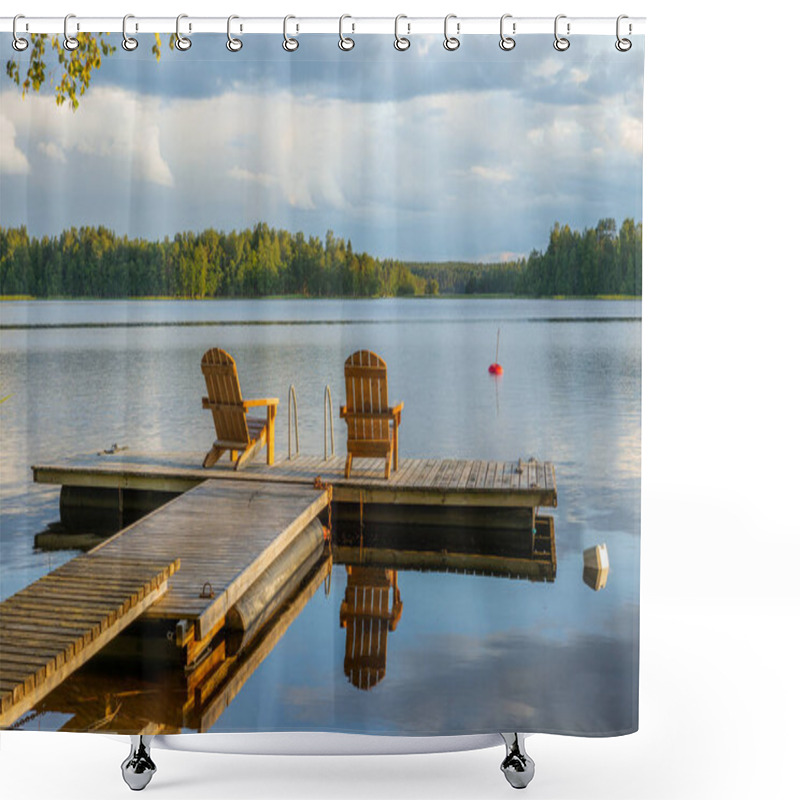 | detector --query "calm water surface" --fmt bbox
[0,298,640,736]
